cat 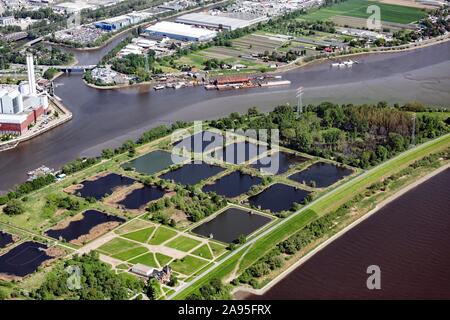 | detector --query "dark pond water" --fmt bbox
[77,173,135,200]
[210,141,267,165]
[202,171,262,198]
[45,210,125,242]
[0,231,13,248]
[173,131,224,153]
[251,151,308,175]
[249,168,450,300]
[121,150,187,175]
[160,161,225,186]
[248,183,311,213]
[118,185,166,209]
[288,162,353,188]
[0,241,51,277]
[192,207,272,243]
